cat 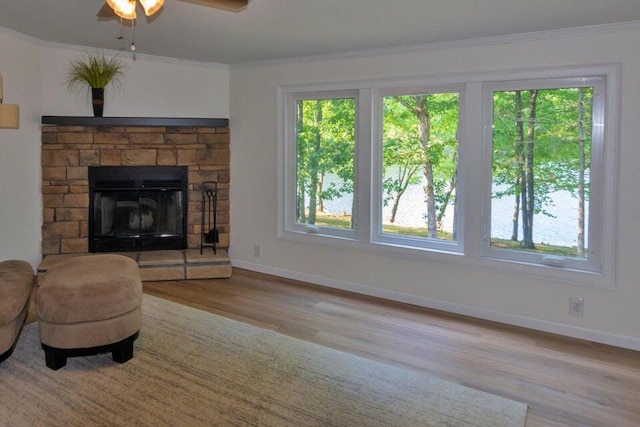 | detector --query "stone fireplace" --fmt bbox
[41,117,230,257]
